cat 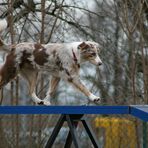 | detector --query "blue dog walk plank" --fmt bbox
[130,105,148,122]
[0,106,129,115]
[0,106,147,122]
